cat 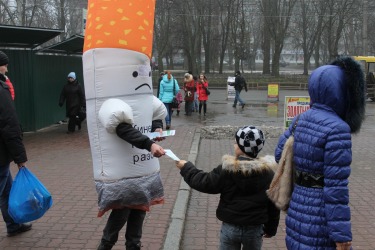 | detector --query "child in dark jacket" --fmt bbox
[175,126,280,250]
